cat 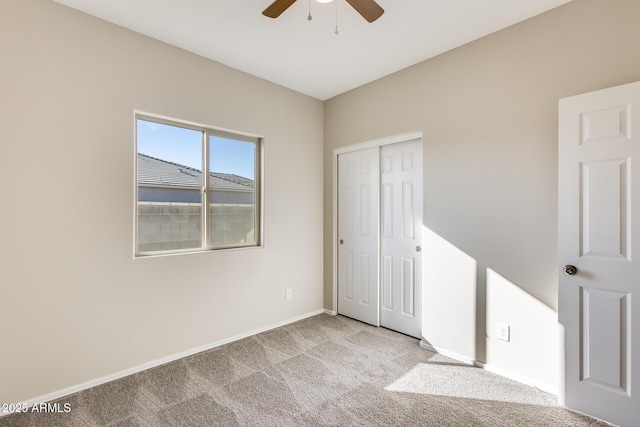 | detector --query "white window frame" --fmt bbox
[134,112,263,257]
